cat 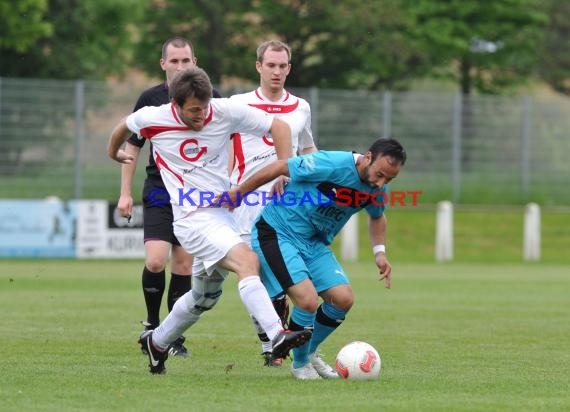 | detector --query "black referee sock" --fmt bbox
[141,267,165,328]
[167,273,192,312]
